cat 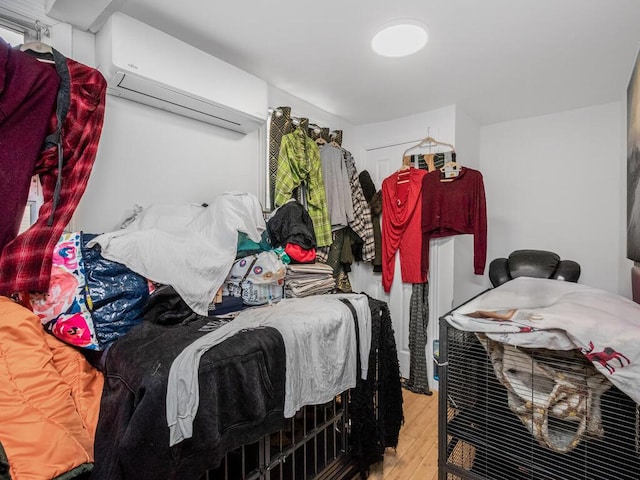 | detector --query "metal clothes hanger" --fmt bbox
[439,151,462,182]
